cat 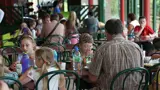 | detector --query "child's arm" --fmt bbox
[59,74,66,90]
[19,68,33,85]
[28,29,33,36]
[9,61,19,71]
